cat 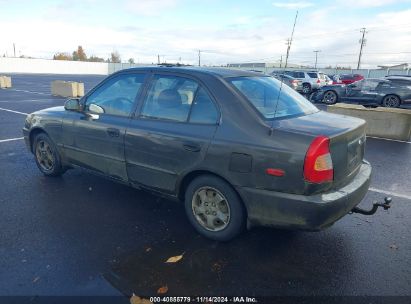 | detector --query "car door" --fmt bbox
[344,80,364,103]
[356,79,380,104]
[62,72,147,181]
[125,73,219,193]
